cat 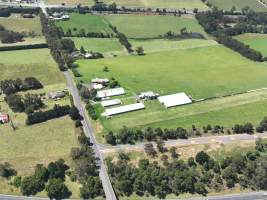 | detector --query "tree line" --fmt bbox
[40,12,75,71]
[25,104,71,125]
[58,26,115,38]
[105,121,259,145]
[195,8,266,62]
[109,25,133,53]
[106,138,267,199]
